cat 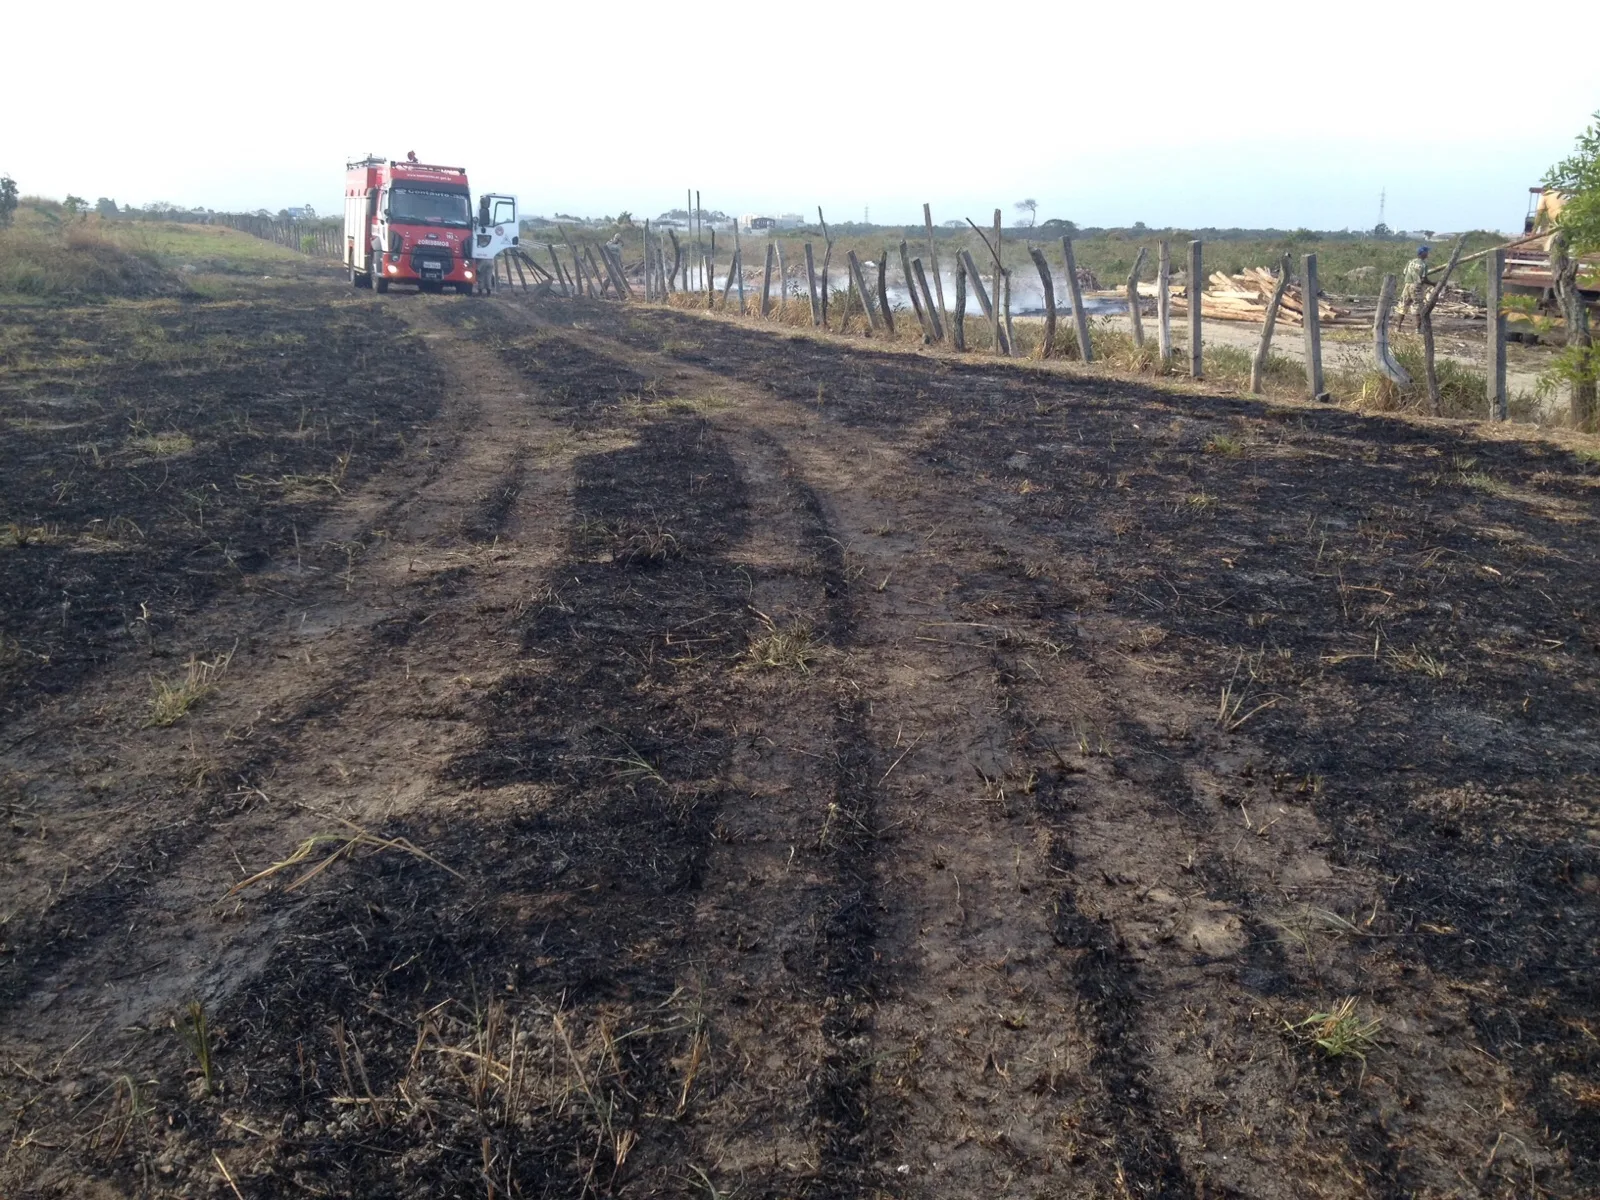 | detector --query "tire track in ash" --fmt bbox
[450,303,898,1194]
[533,309,1116,1196]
